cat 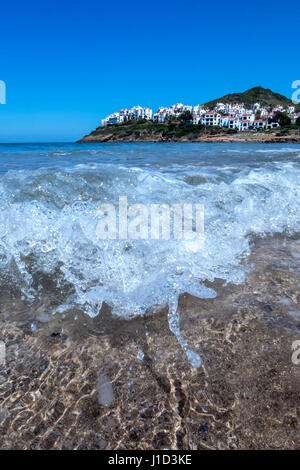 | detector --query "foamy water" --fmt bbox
[0,142,300,365]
